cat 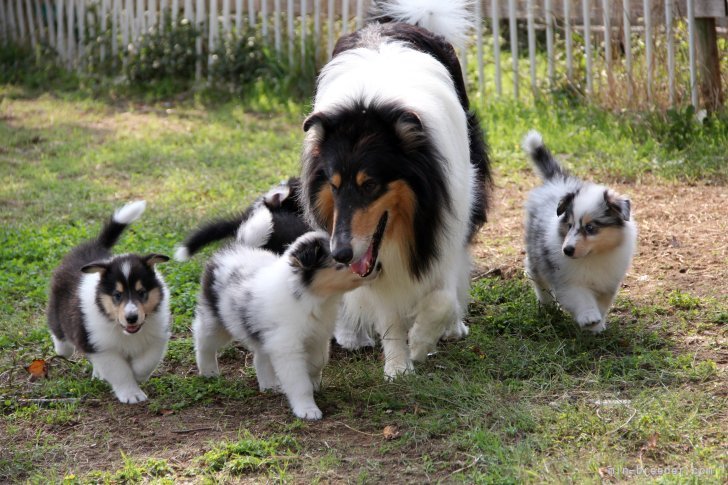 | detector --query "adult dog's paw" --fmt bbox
[576,309,604,333]
[292,404,323,421]
[441,320,469,341]
[115,387,148,404]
